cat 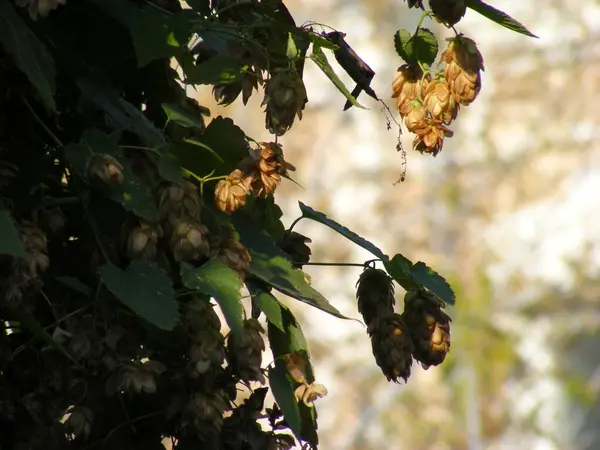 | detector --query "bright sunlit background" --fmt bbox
[193,1,600,448]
